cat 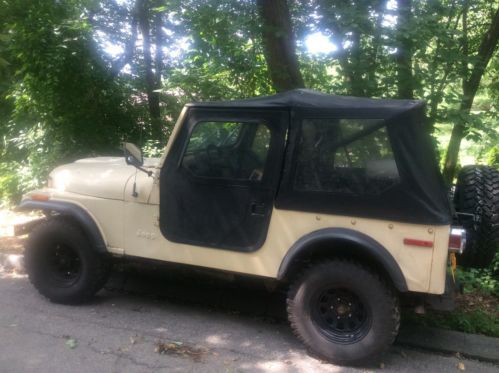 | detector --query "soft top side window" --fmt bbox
[185,121,242,153]
[294,118,400,195]
[182,121,271,181]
